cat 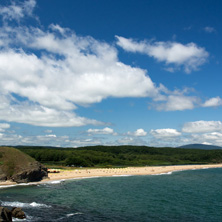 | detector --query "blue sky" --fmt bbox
[0,0,222,147]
